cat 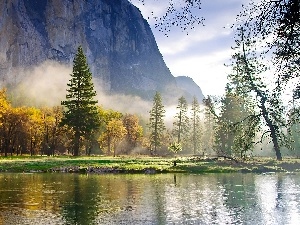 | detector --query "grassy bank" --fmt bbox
[0,155,299,174]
